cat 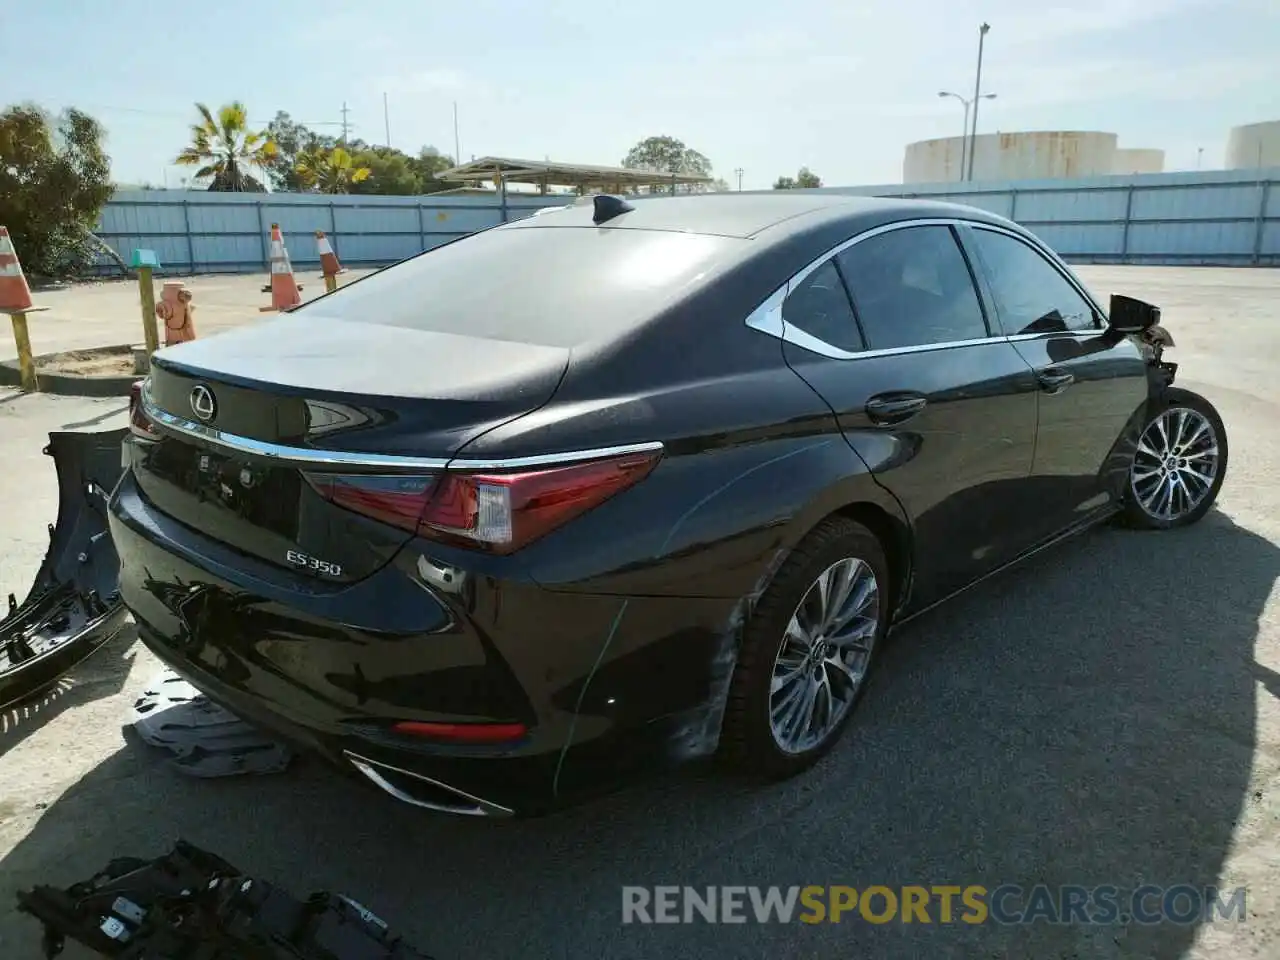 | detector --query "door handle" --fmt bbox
[865,393,928,425]
[1036,367,1075,394]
